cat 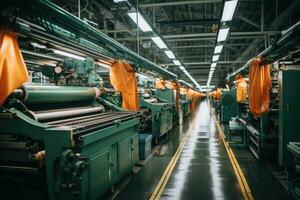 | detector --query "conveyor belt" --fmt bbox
[46,112,139,135]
